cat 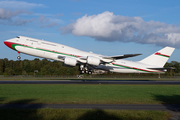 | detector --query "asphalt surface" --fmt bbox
[0,104,179,111]
[0,80,180,84]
